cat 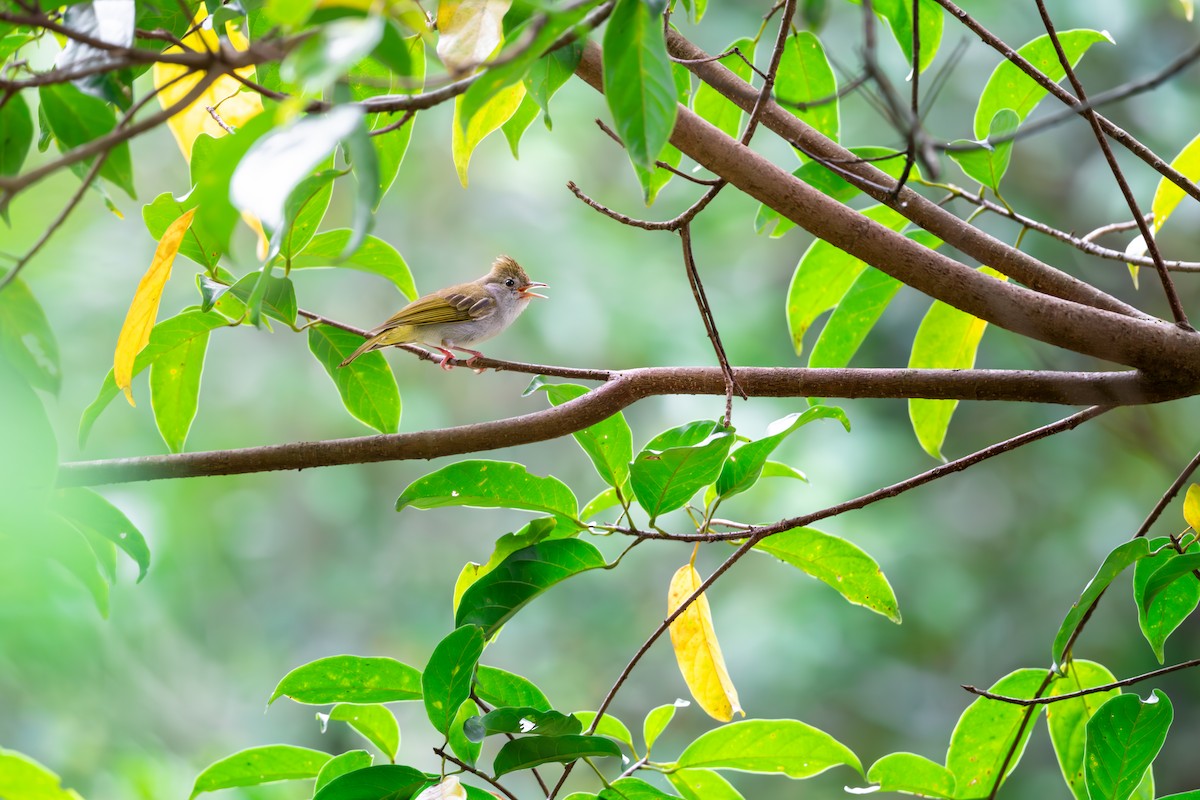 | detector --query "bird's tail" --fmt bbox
[339,334,383,368]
